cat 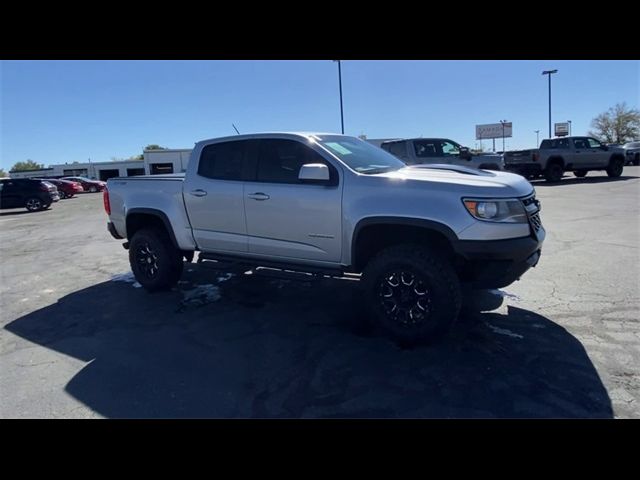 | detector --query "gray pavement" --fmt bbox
[1,167,638,418]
